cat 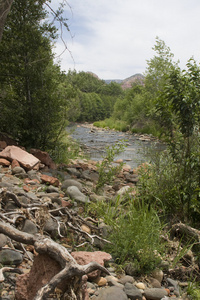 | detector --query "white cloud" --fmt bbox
[52,0,200,79]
